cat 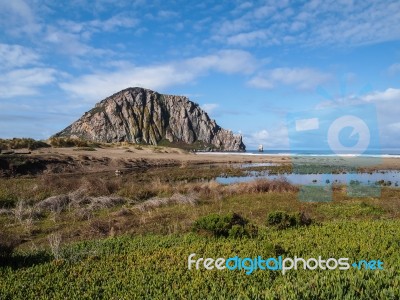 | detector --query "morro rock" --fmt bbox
[53,87,245,151]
